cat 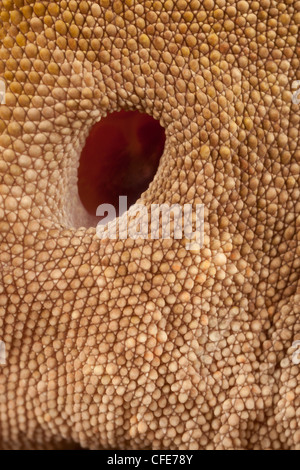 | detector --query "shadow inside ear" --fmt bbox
[77,109,166,220]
